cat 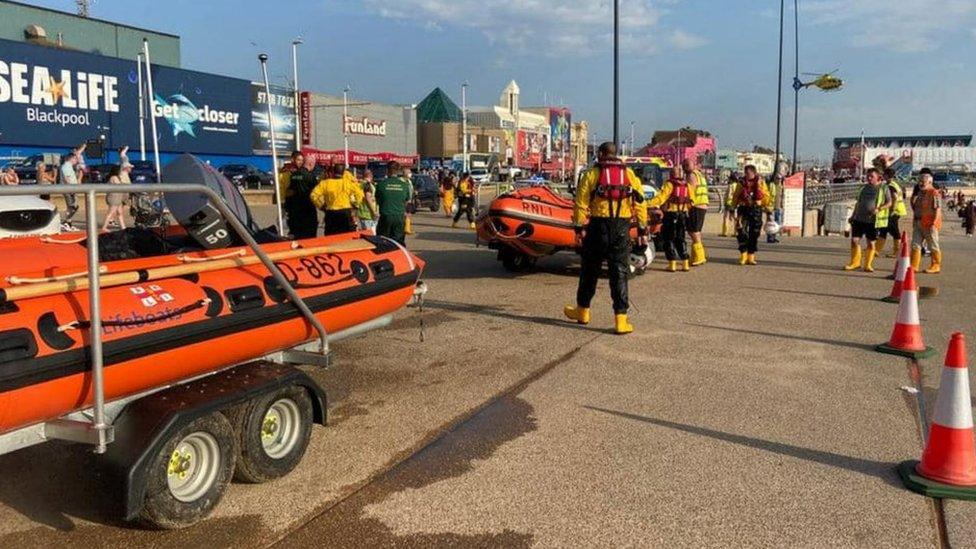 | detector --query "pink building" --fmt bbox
[636,129,716,169]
